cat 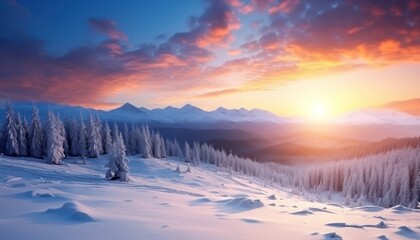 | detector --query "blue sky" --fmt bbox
[0,0,419,117]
